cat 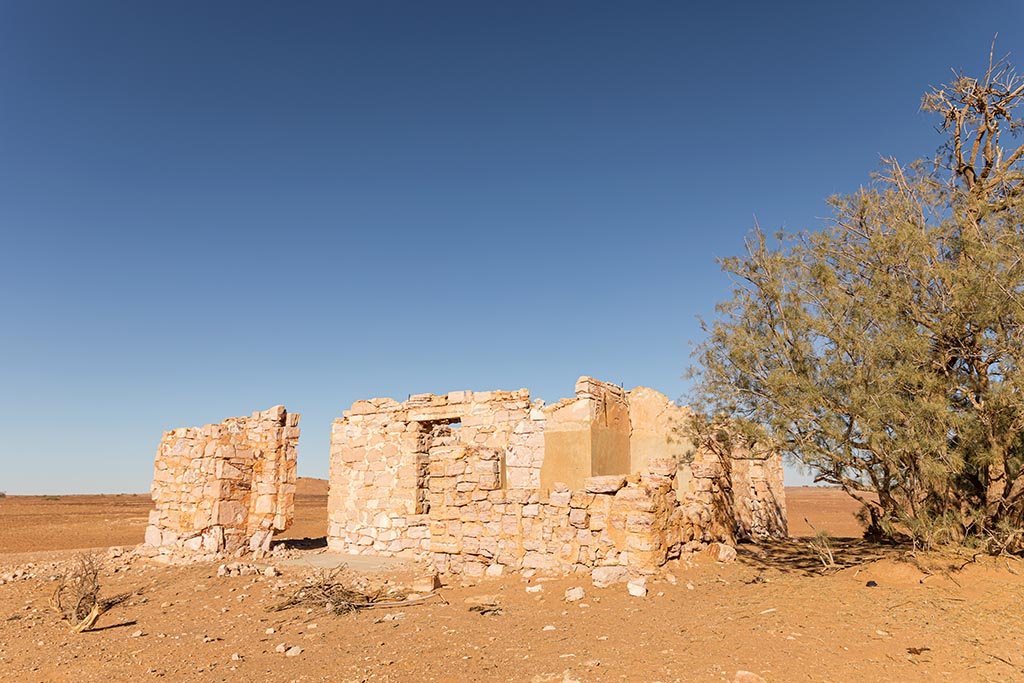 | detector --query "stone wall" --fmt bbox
[327,389,545,556]
[540,378,632,490]
[145,406,299,556]
[730,451,788,540]
[327,376,788,579]
[426,437,686,579]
